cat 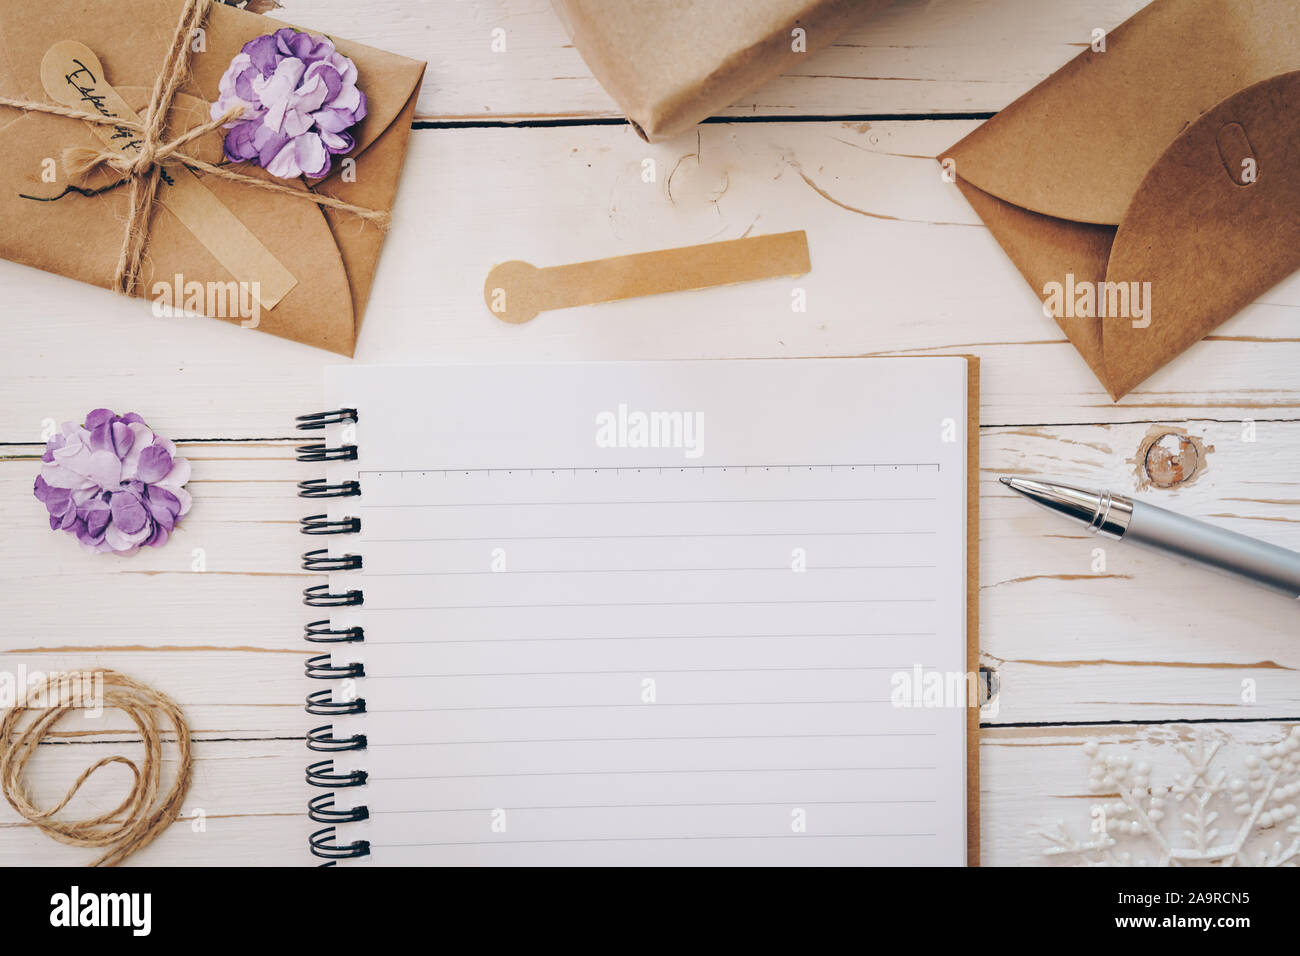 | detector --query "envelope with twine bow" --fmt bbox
[0,0,426,355]
[939,0,1300,400]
